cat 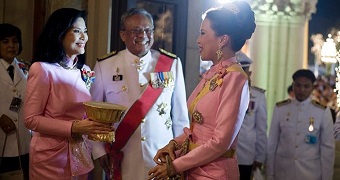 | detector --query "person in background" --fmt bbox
[235,52,267,180]
[287,84,295,99]
[148,1,255,179]
[90,7,189,180]
[333,112,340,180]
[266,69,334,180]
[0,23,31,180]
[24,8,112,179]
